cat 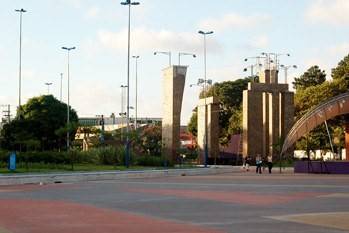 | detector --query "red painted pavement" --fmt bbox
[126,188,325,206]
[0,199,224,233]
[0,184,79,193]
